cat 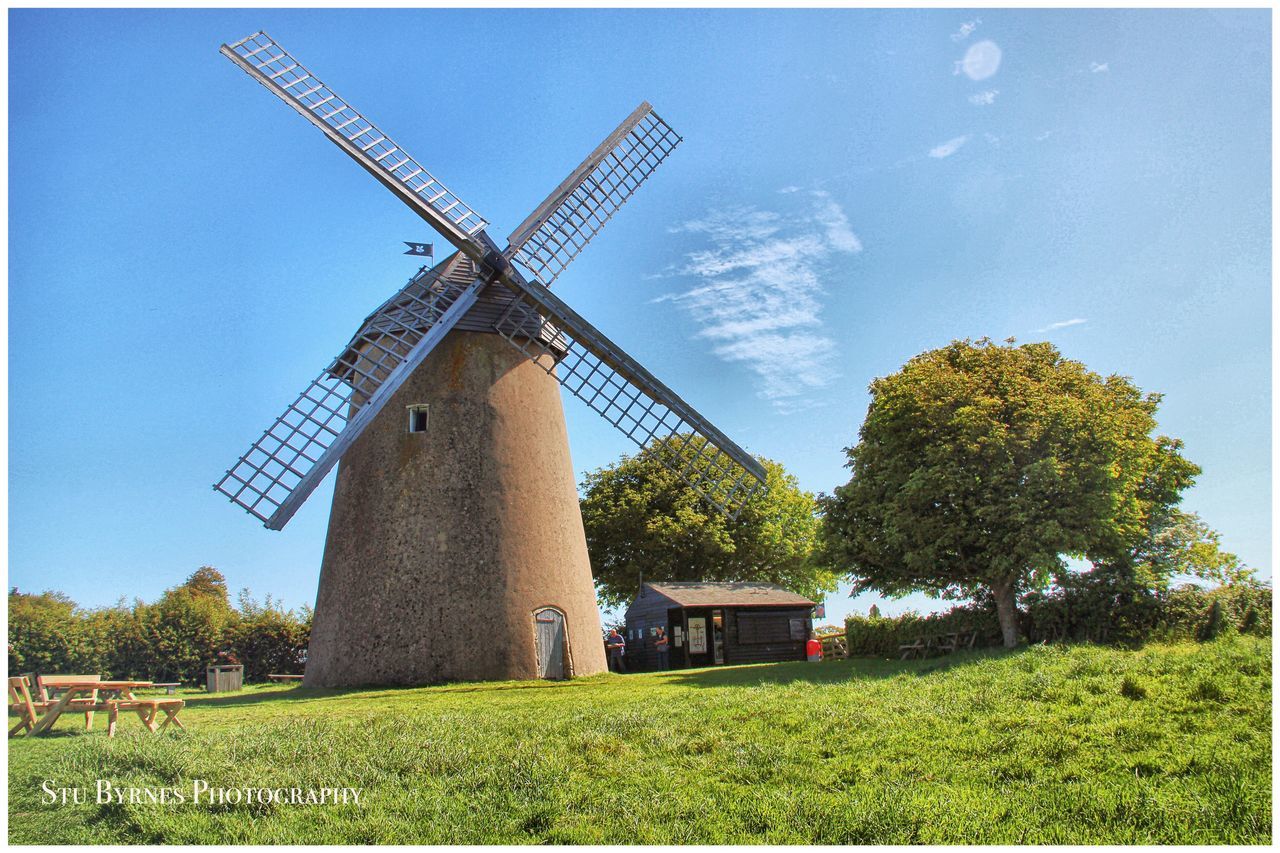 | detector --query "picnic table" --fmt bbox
[267,674,304,684]
[9,676,185,737]
[898,630,979,660]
